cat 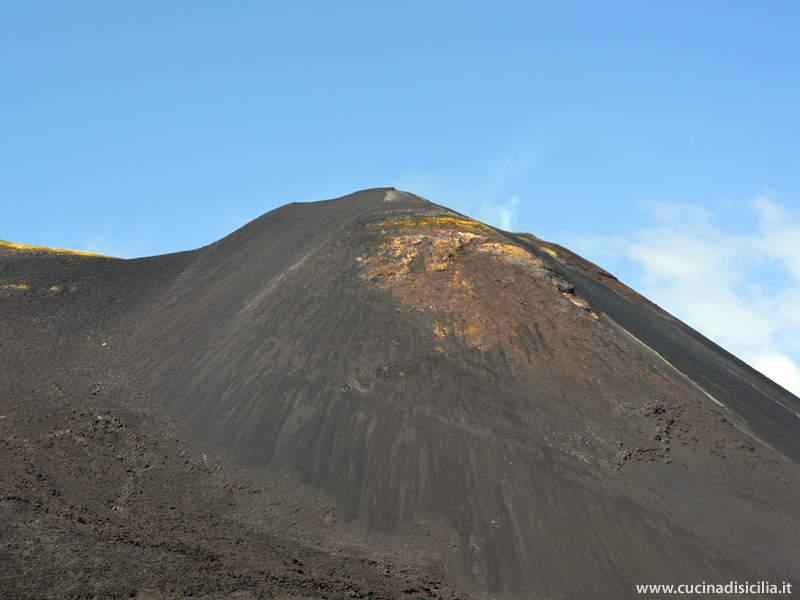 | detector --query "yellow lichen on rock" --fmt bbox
[0,239,117,258]
[374,216,493,234]
[473,241,546,273]
[569,296,591,311]
[540,246,557,258]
